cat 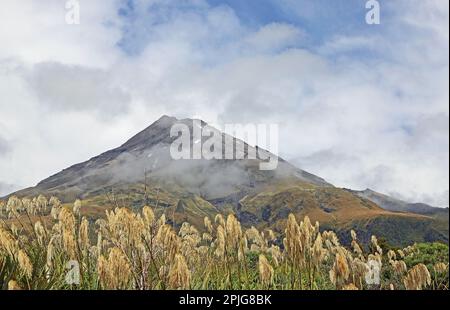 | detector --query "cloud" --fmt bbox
[0,130,11,155]
[0,181,19,197]
[0,0,123,68]
[25,62,131,117]
[319,35,382,55]
[244,23,304,52]
[0,0,448,207]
